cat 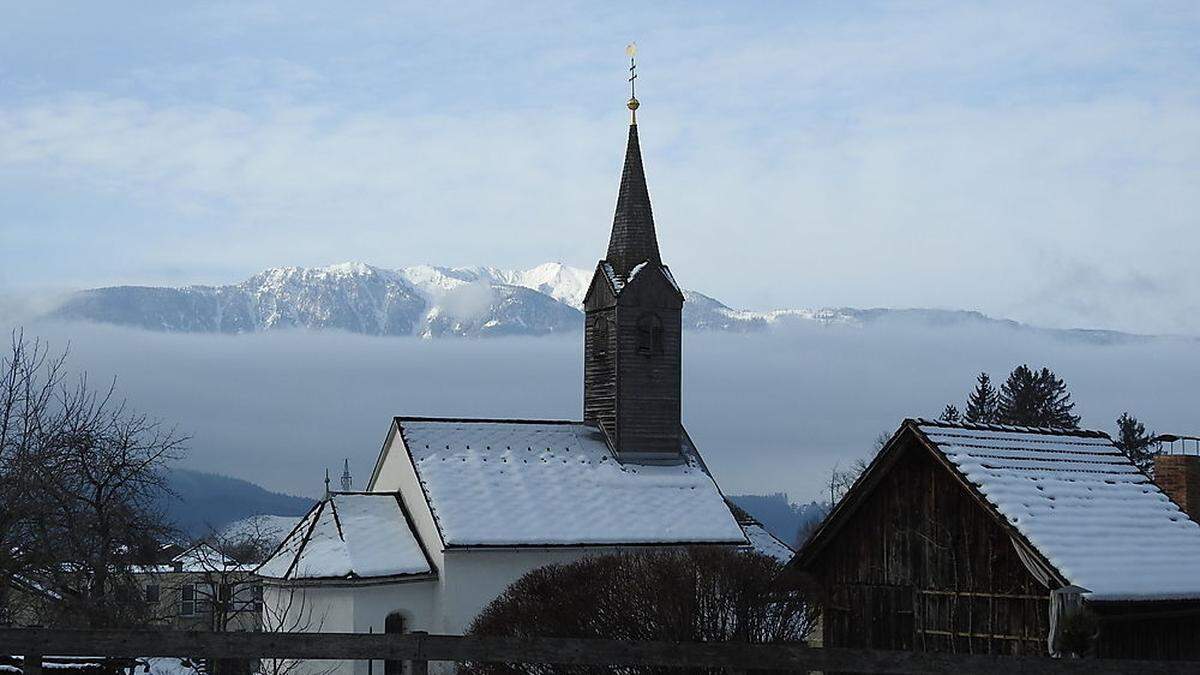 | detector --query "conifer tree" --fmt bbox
[997,365,1080,428]
[964,372,998,423]
[939,404,961,423]
[1114,412,1158,473]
